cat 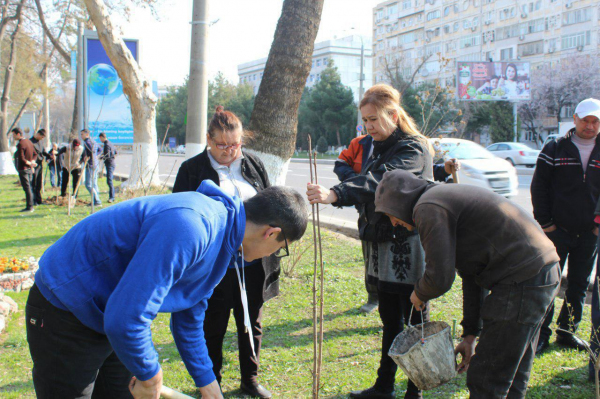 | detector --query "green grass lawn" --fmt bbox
[0,175,596,398]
